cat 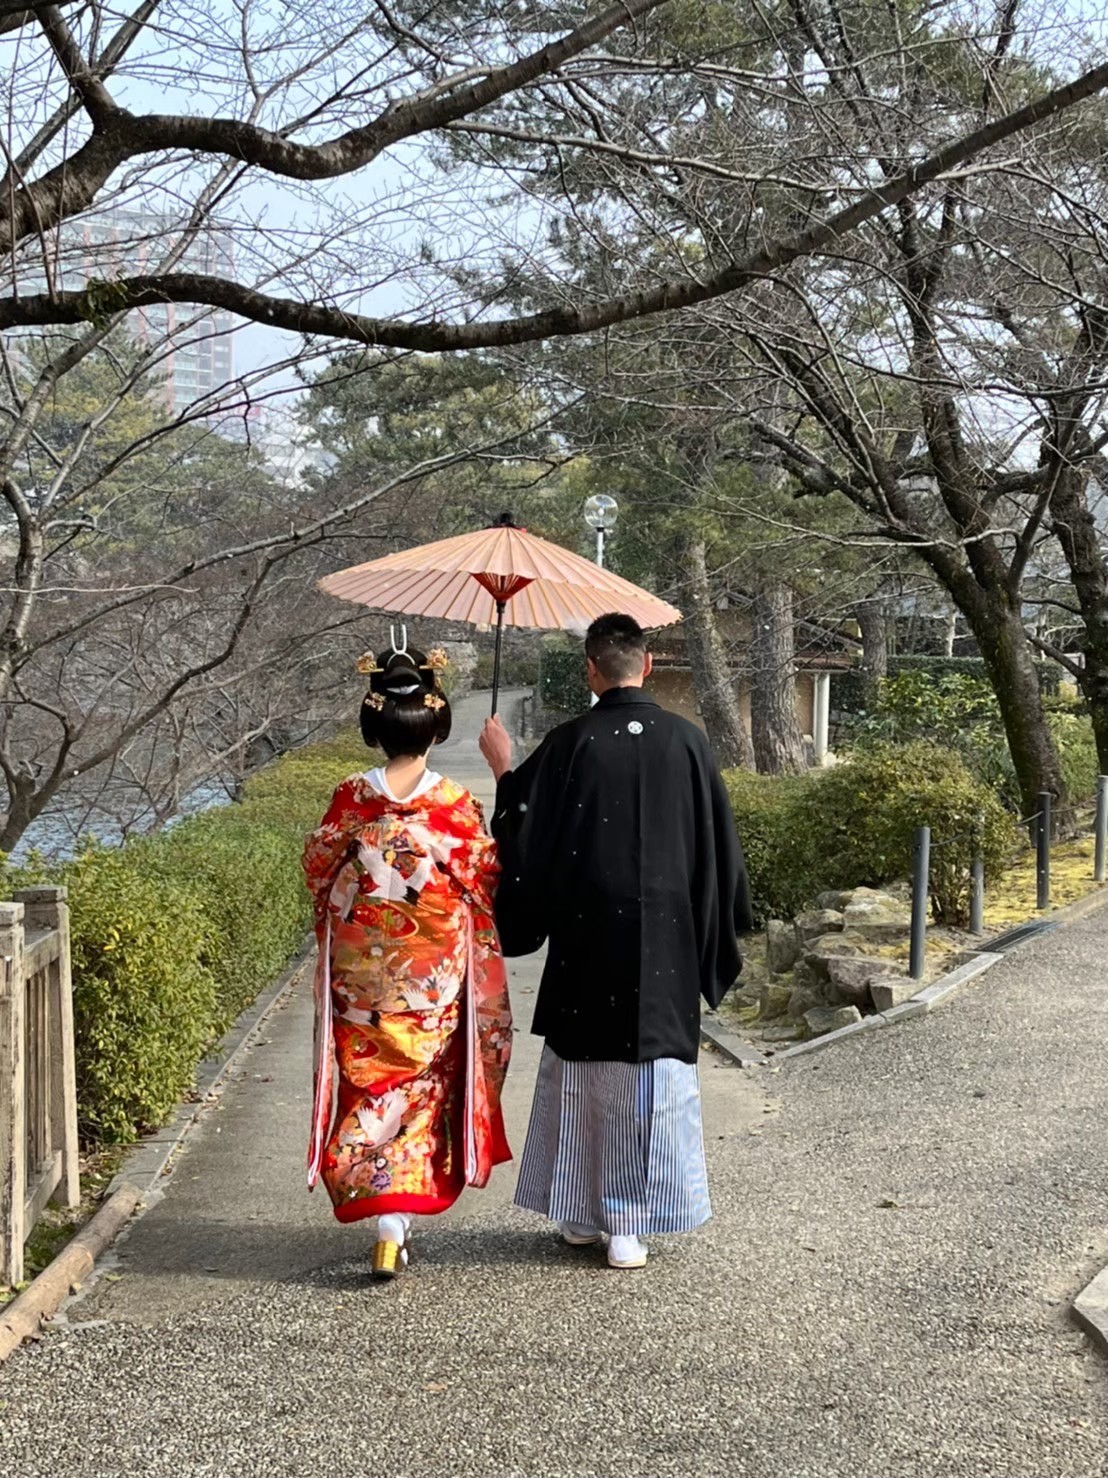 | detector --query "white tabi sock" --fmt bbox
[377,1213,409,1245]
[608,1235,648,1268]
